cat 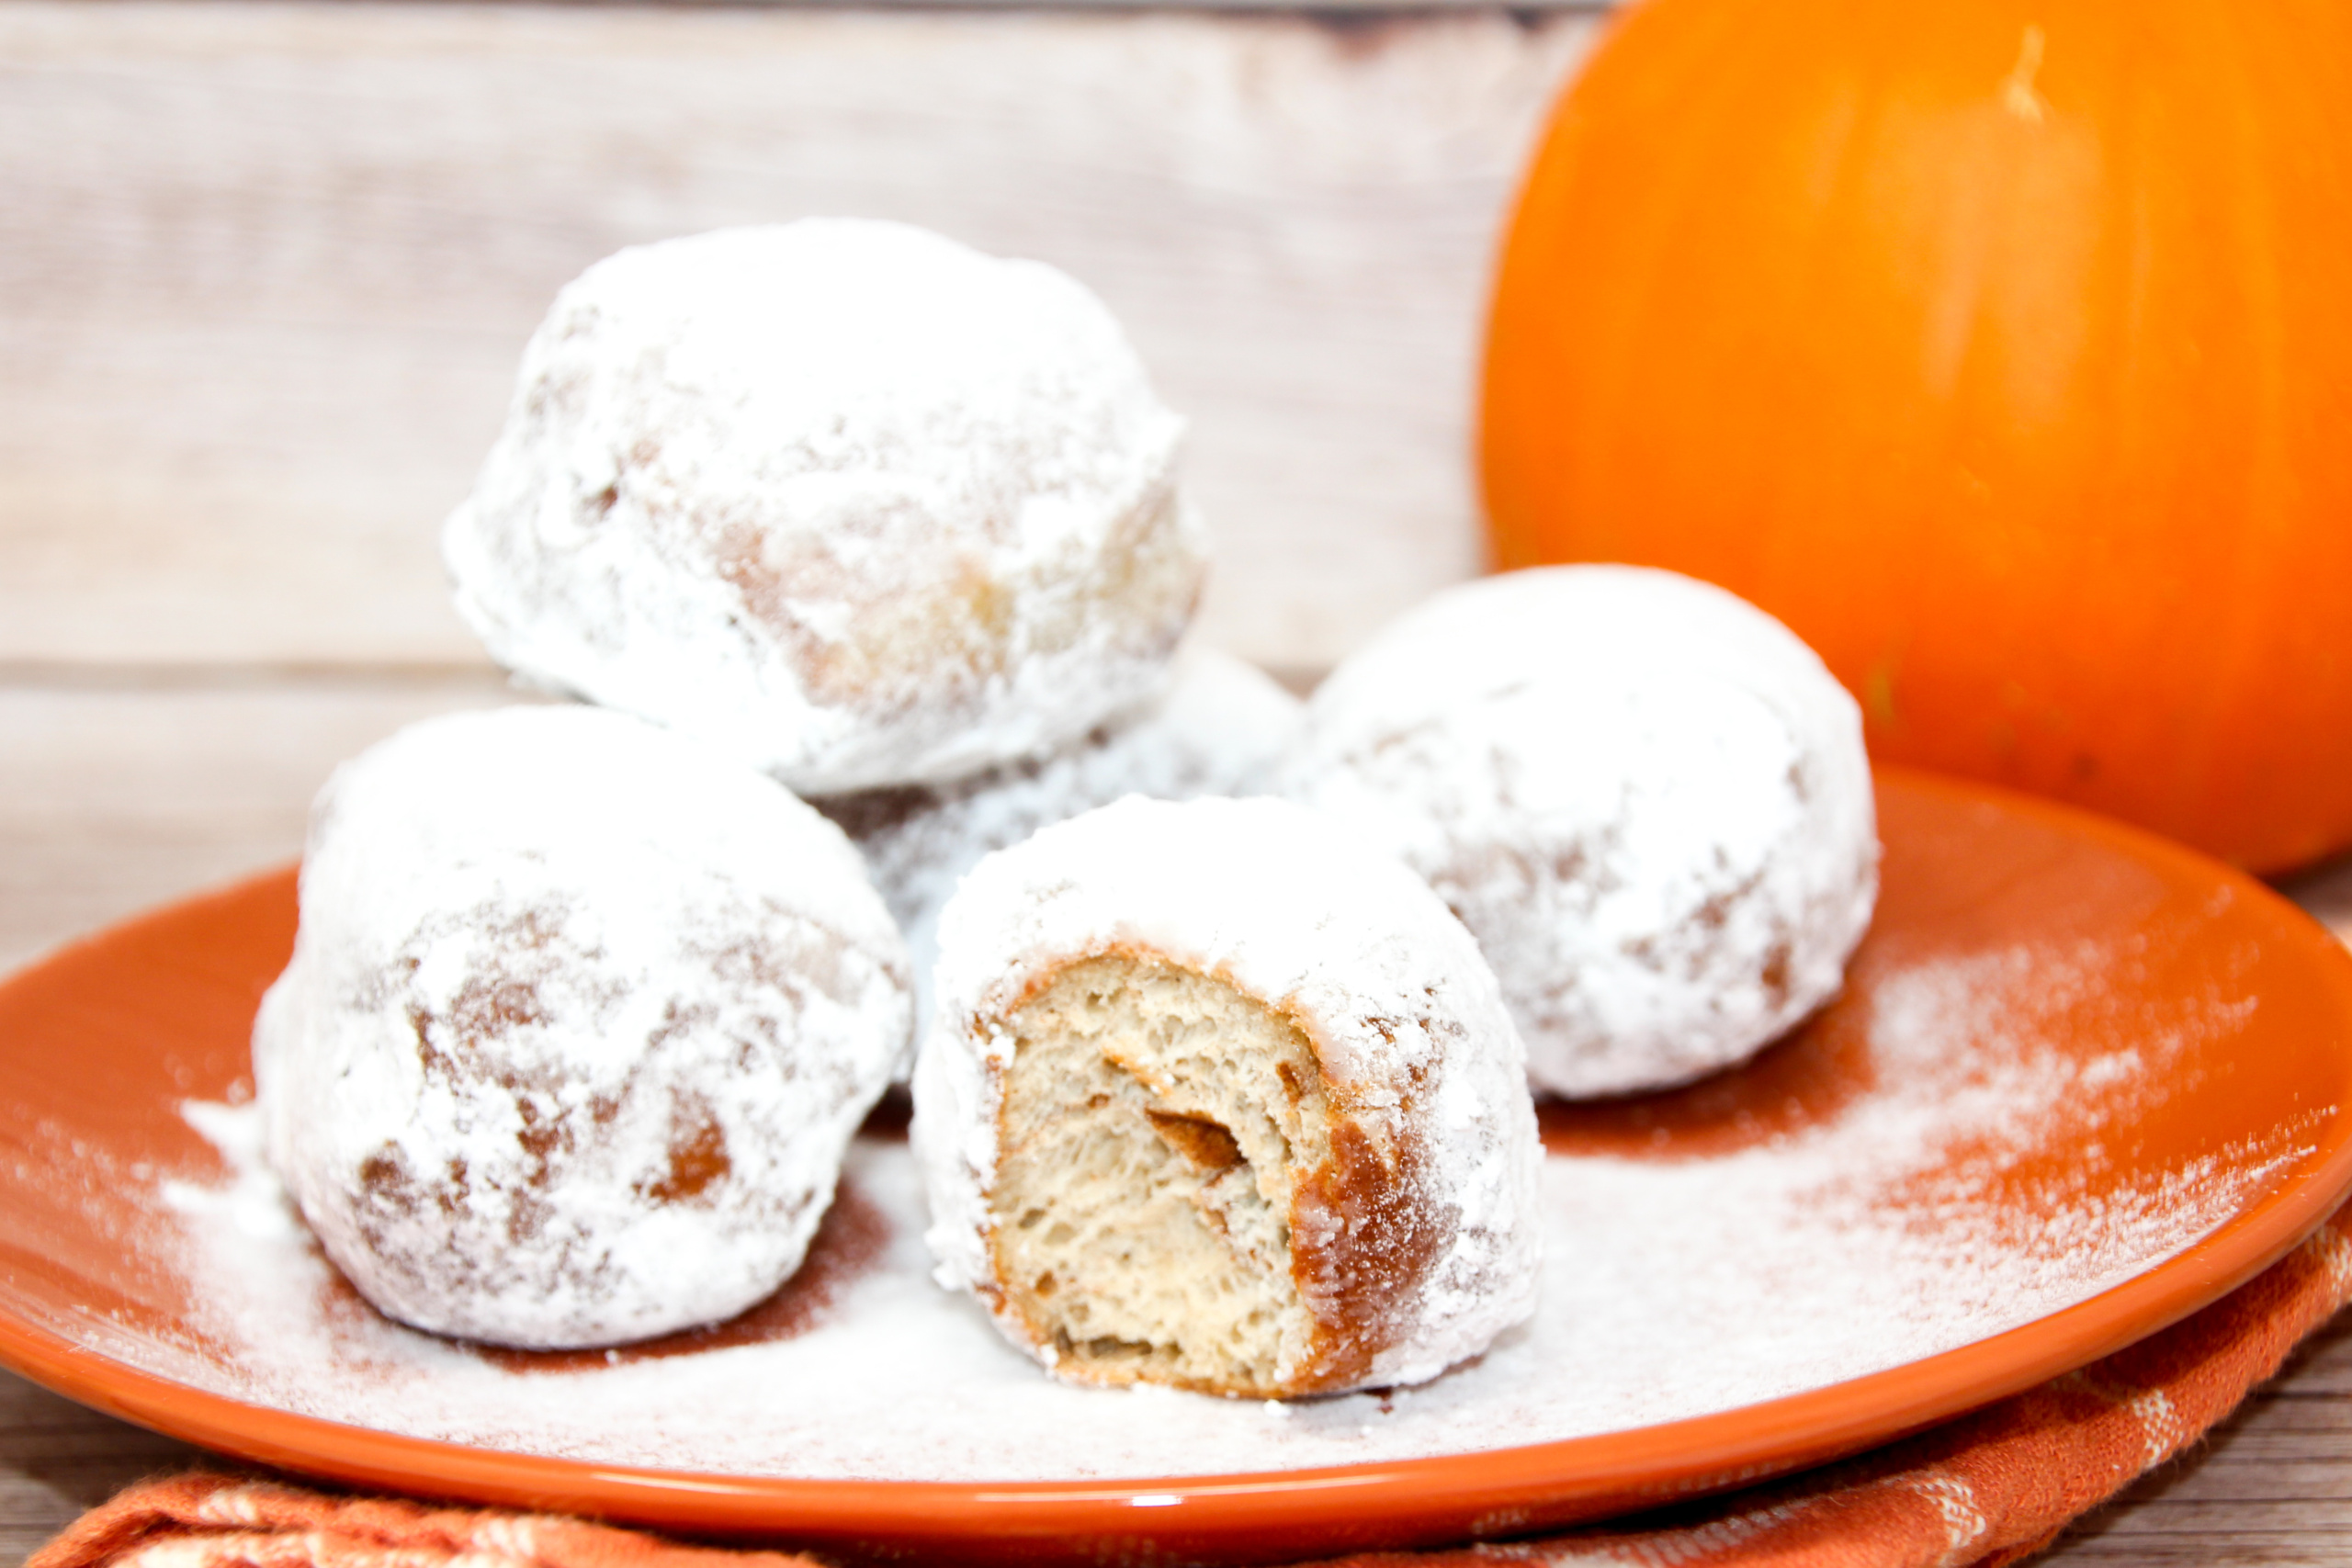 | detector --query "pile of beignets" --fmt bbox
[254,220,1877,1399]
